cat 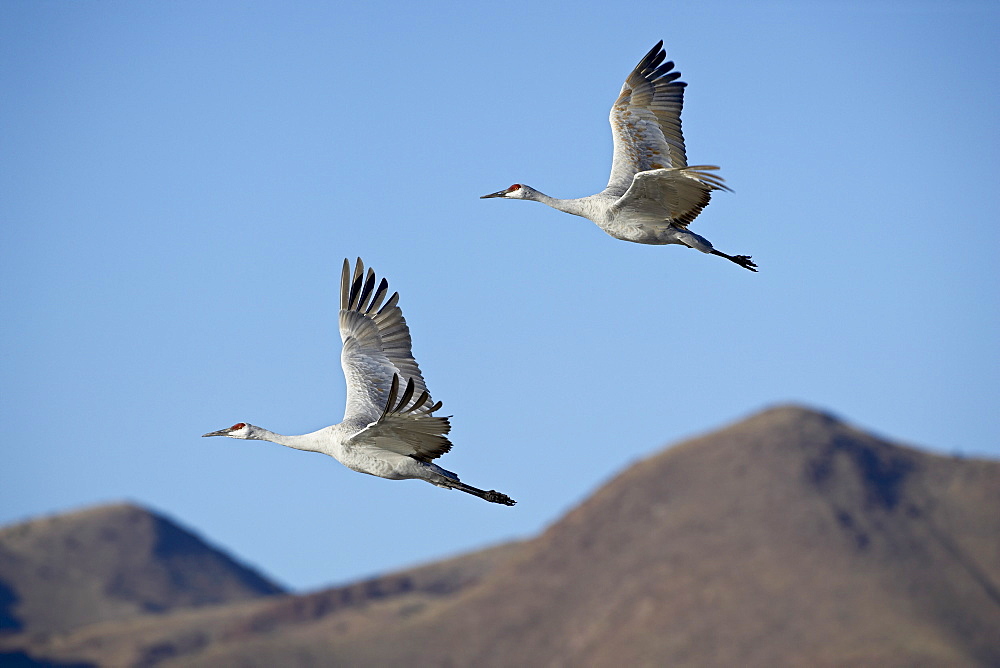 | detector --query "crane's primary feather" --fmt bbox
[339,259,429,421]
[606,40,690,196]
[339,259,452,462]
